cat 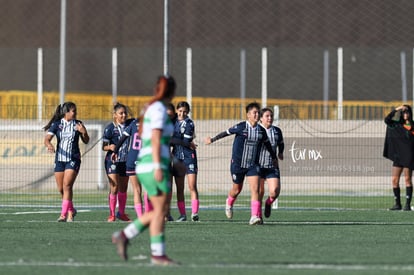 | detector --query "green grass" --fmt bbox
[0,193,394,210]
[1,207,414,275]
